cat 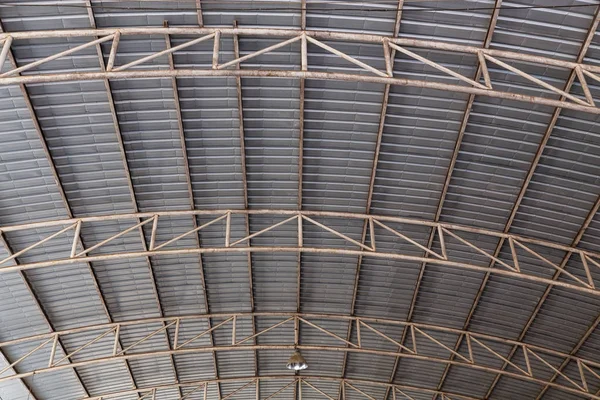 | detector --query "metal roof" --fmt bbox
[1,1,600,399]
